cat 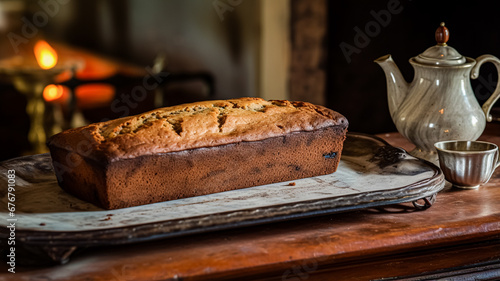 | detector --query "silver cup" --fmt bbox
[434,140,500,189]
